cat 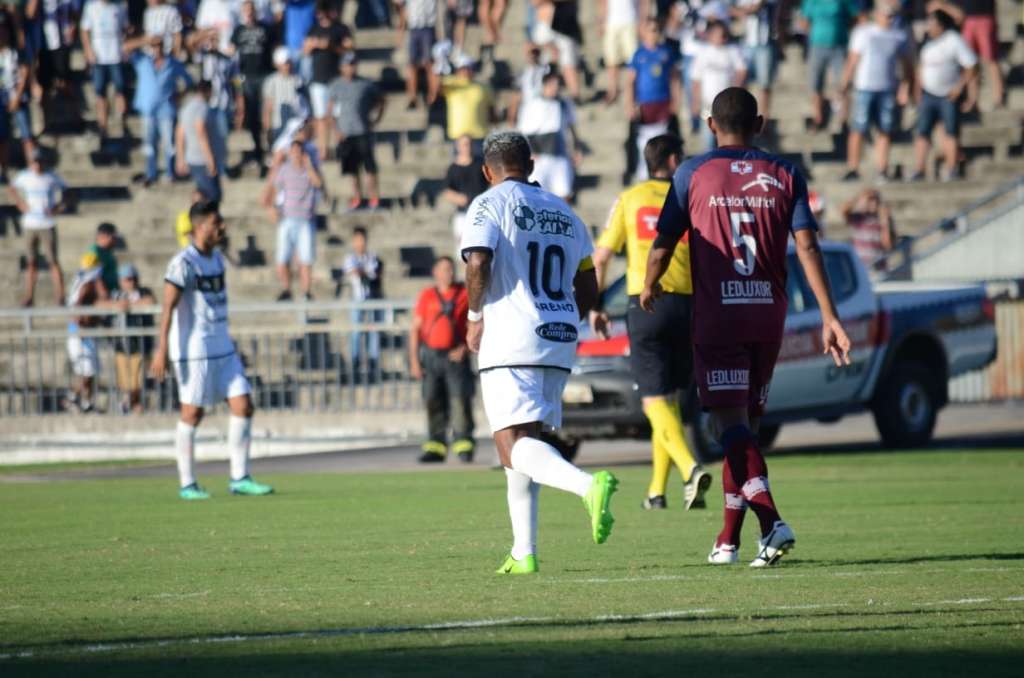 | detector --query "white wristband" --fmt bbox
[467,309,483,322]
